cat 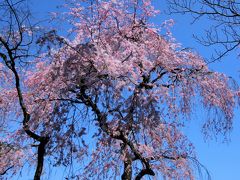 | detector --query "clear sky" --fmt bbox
[17,0,240,179]
[155,1,240,180]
